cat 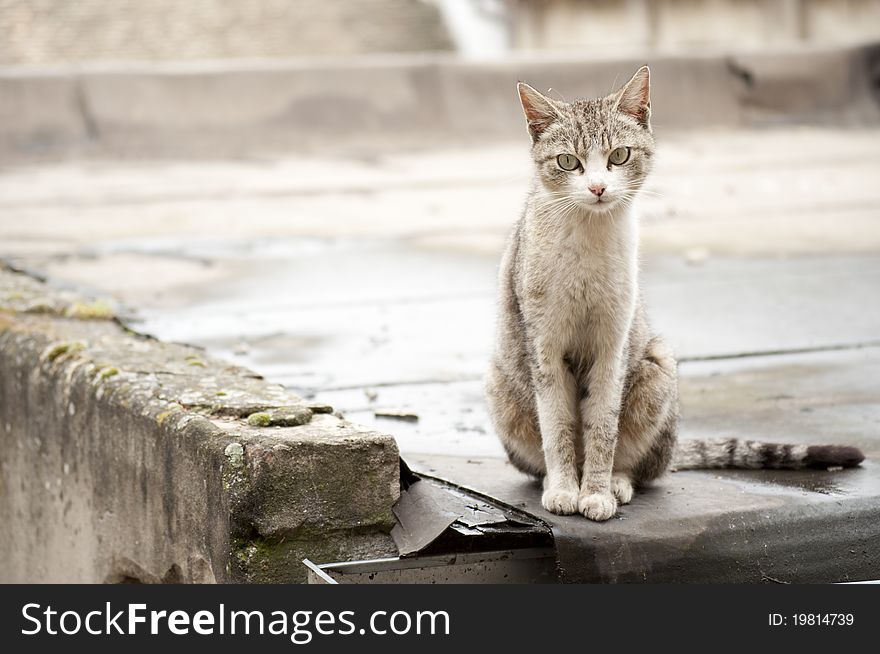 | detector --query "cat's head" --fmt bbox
[518,67,654,213]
